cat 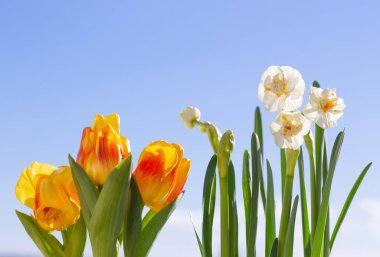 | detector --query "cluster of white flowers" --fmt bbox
[258,66,345,149]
